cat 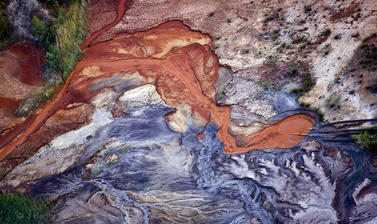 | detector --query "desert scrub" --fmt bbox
[267,54,279,63]
[289,71,314,96]
[271,29,280,41]
[320,29,331,38]
[15,86,57,117]
[0,0,9,49]
[362,33,377,43]
[288,66,298,77]
[291,35,307,44]
[321,44,332,56]
[358,43,377,71]
[257,80,274,90]
[0,194,49,224]
[352,126,377,155]
[263,8,282,23]
[325,95,340,109]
